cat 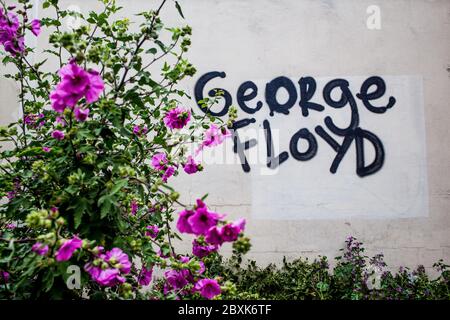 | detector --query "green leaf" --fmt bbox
[110,179,128,195]
[42,269,55,292]
[175,1,185,19]
[72,198,89,229]
[98,195,113,219]
[201,193,209,201]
